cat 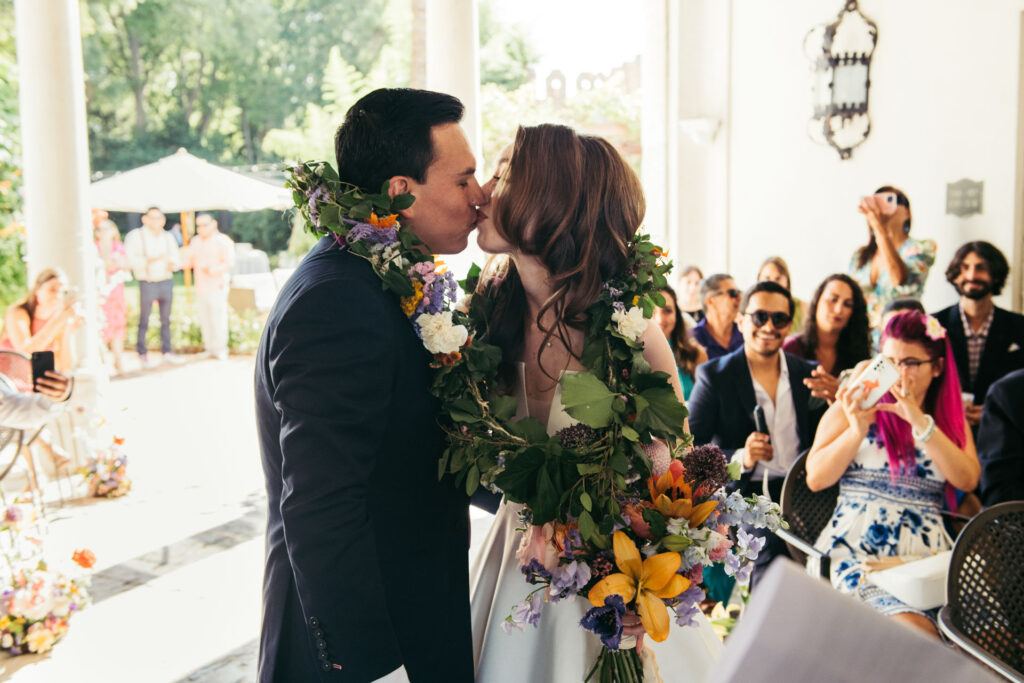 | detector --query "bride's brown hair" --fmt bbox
[478,124,644,382]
